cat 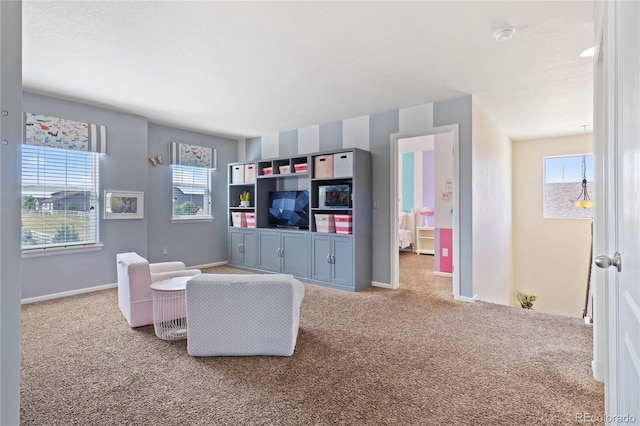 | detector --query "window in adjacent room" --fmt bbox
[543,154,594,219]
[172,165,212,219]
[21,145,100,250]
